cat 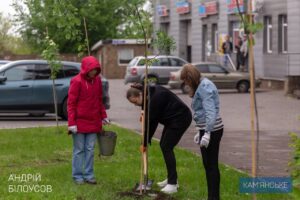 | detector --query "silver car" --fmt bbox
[0,60,10,67]
[124,55,188,85]
[168,62,261,93]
